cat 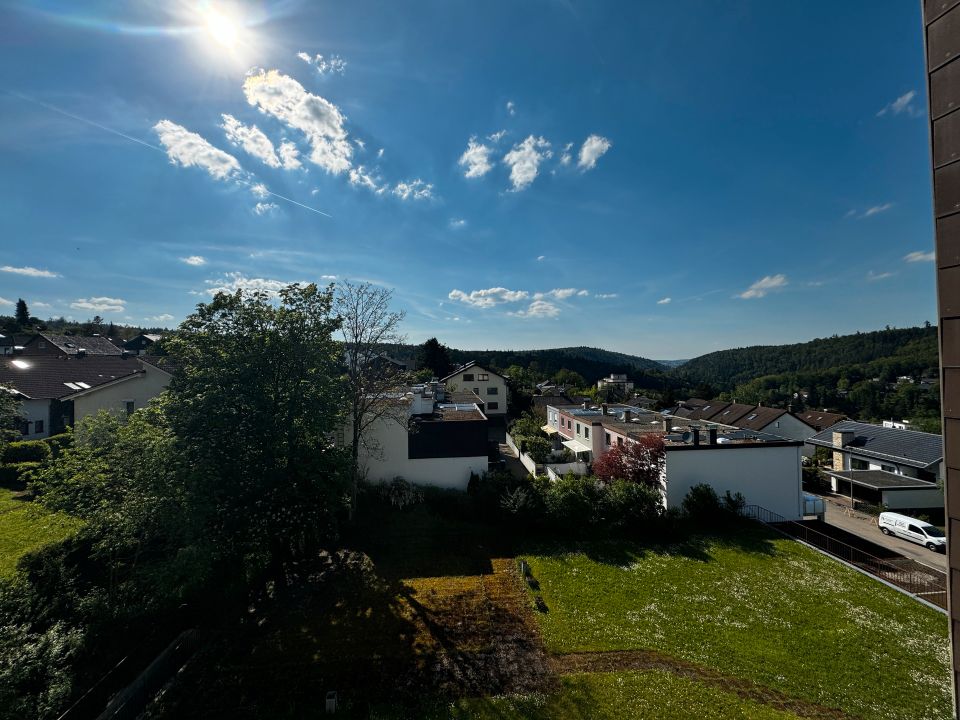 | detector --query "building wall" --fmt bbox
[72,364,170,422]
[358,414,487,490]
[664,444,803,520]
[760,414,816,444]
[924,7,960,708]
[19,399,51,439]
[881,487,945,510]
[444,367,506,414]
